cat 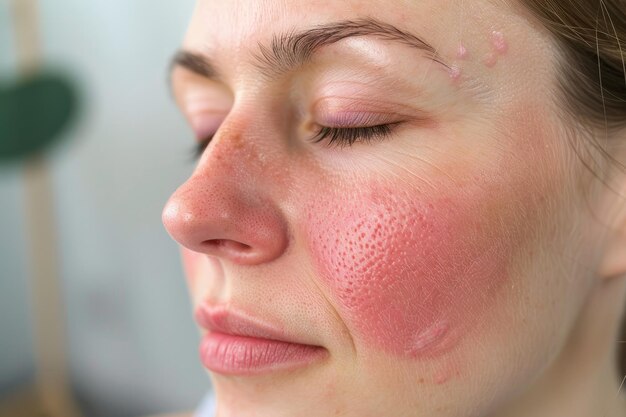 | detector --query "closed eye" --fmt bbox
[191,122,400,160]
[311,123,399,148]
[192,136,213,160]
